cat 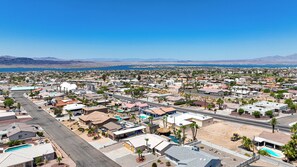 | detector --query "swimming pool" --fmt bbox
[115,115,122,121]
[260,147,283,158]
[5,144,33,152]
[139,114,149,120]
[168,136,179,143]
